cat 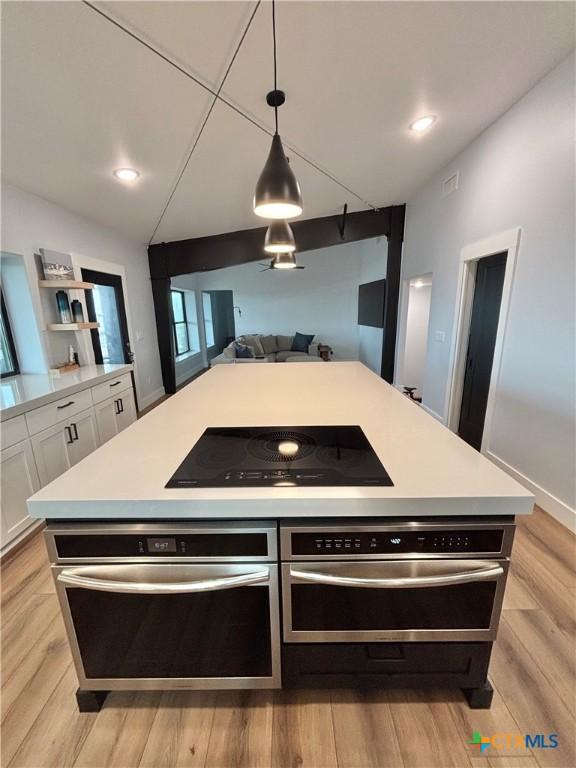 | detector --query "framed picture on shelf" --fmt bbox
[39,248,75,281]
